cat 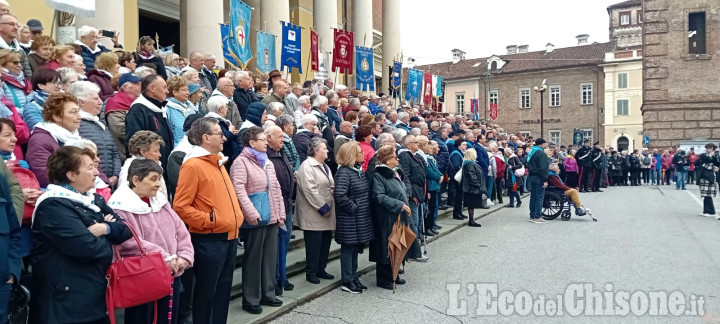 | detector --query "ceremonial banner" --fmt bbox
[315,50,329,80]
[422,72,433,105]
[229,0,252,66]
[434,76,443,98]
[220,24,239,66]
[280,21,302,73]
[471,99,479,120]
[256,31,276,74]
[392,61,402,89]
[573,129,584,146]
[439,81,446,103]
[355,46,375,91]
[332,29,354,74]
[405,69,422,101]
[431,75,437,98]
[490,103,498,120]
[310,29,319,71]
